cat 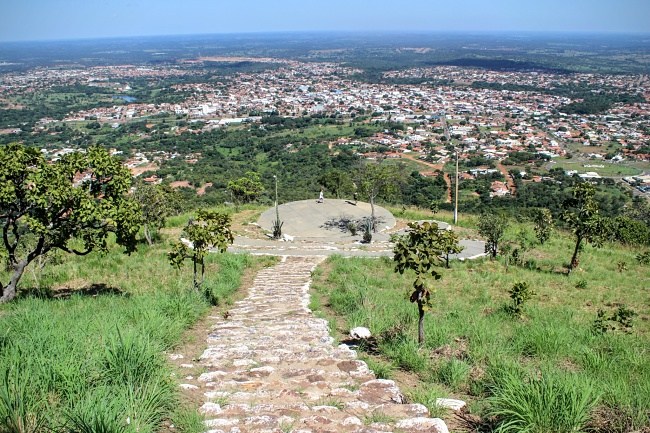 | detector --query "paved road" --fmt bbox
[229,200,486,260]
